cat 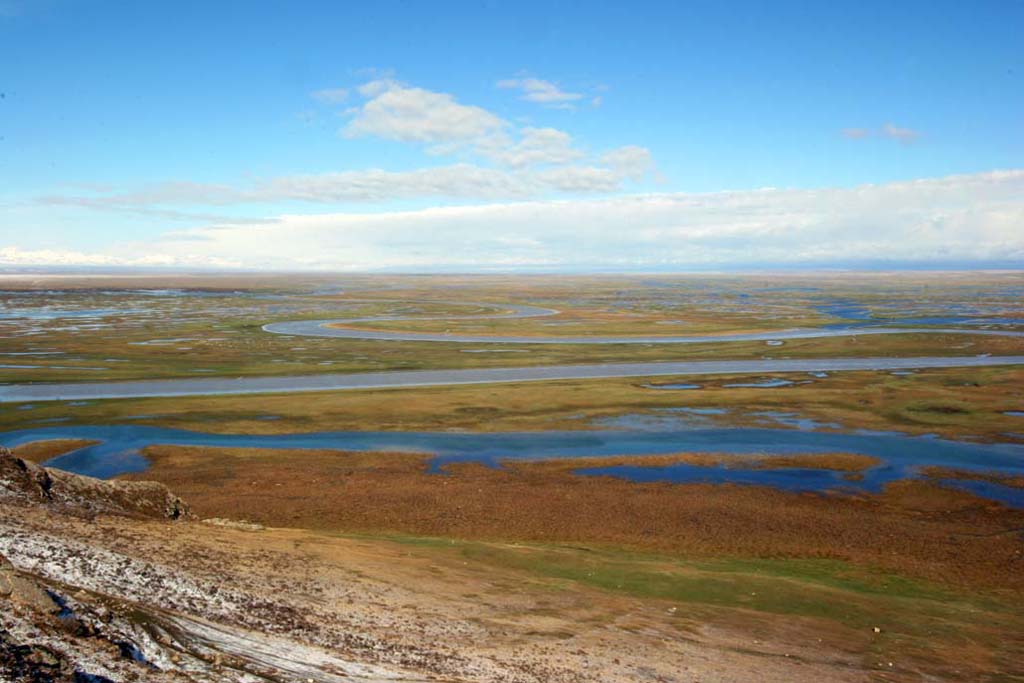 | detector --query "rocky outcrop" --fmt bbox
[0,554,81,683]
[1,550,148,683]
[0,447,190,521]
[0,555,59,616]
[0,629,83,683]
